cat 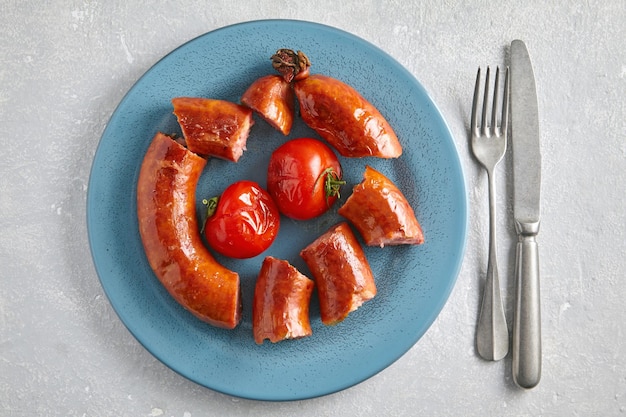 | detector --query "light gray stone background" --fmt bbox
[2,1,624,416]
